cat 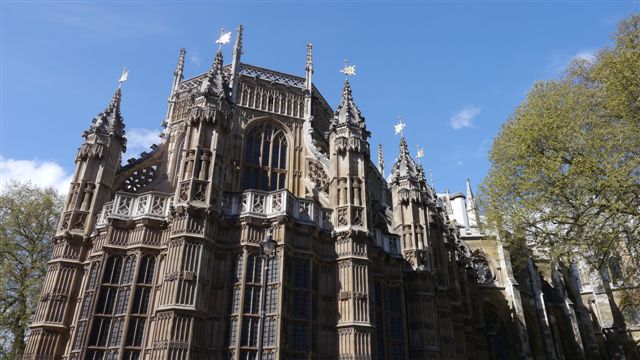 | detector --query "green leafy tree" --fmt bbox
[481,14,640,285]
[0,182,62,360]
